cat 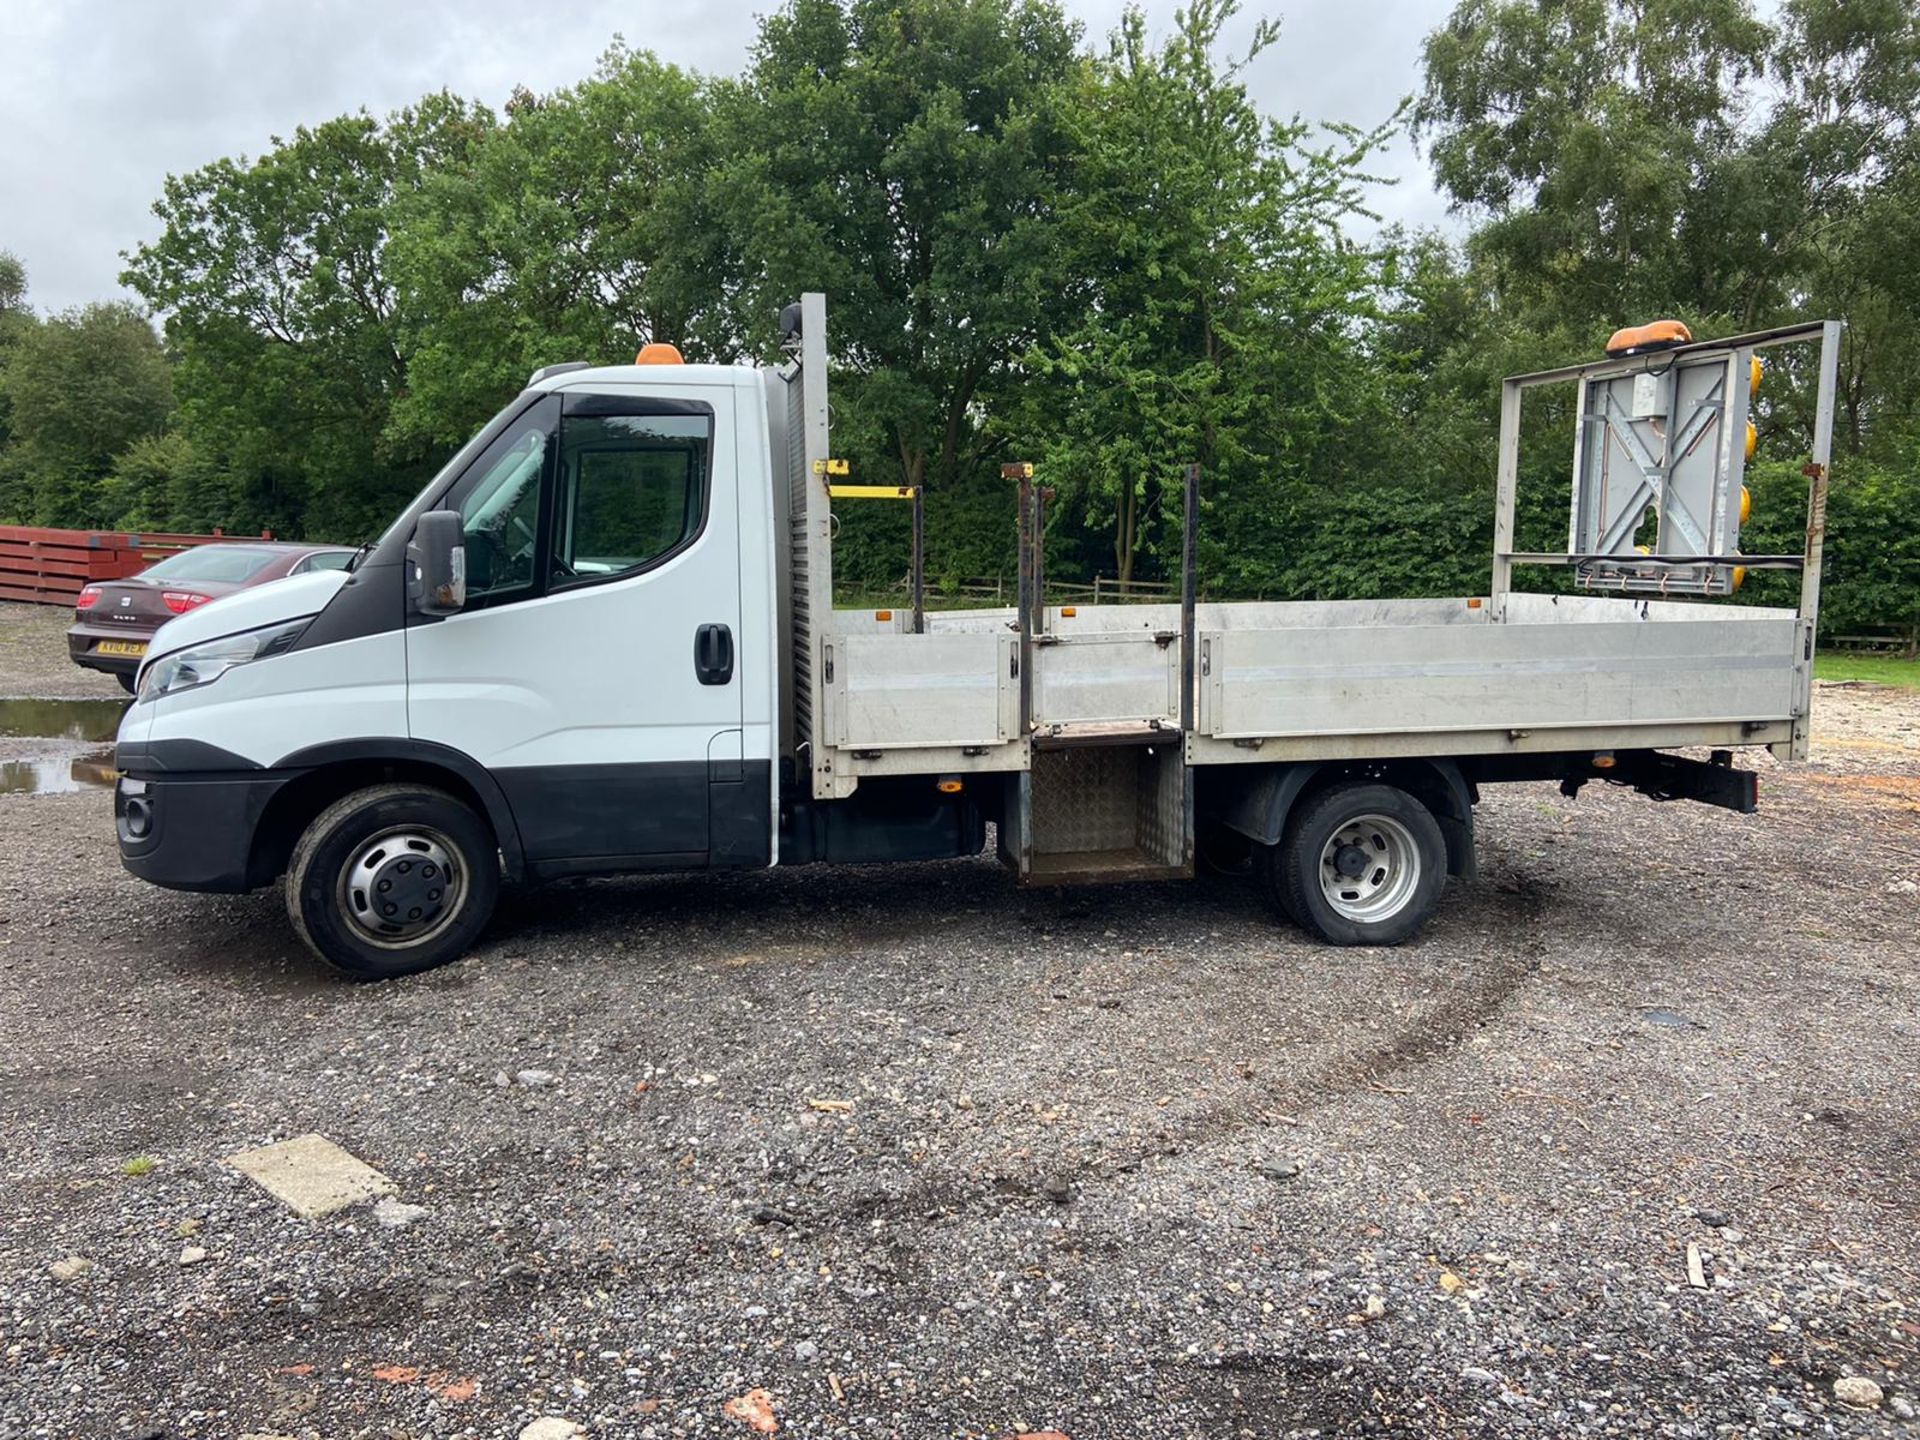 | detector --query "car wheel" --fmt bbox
[116,672,137,695]
[285,783,499,979]
[1256,782,1445,946]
